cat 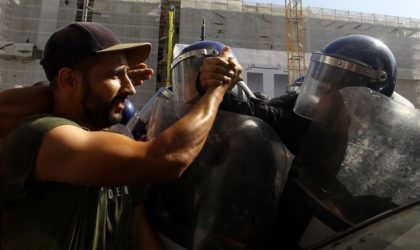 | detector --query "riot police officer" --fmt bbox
[186,35,411,249]
[276,34,410,249]
[135,35,412,249]
[143,40,288,250]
